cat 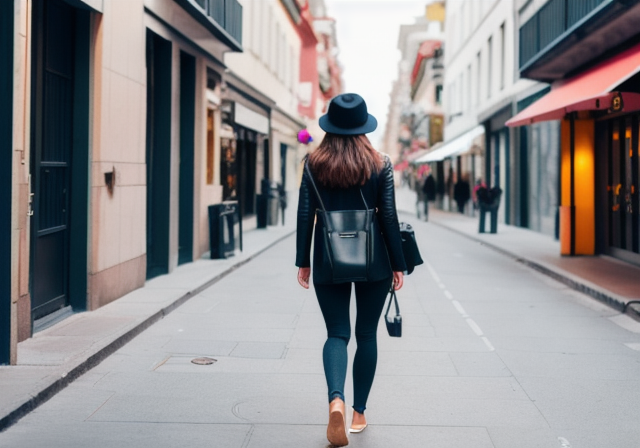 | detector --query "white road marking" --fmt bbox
[426,262,441,284]
[466,318,484,336]
[452,300,467,317]
[481,337,495,351]
[426,261,495,352]
[558,436,572,447]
